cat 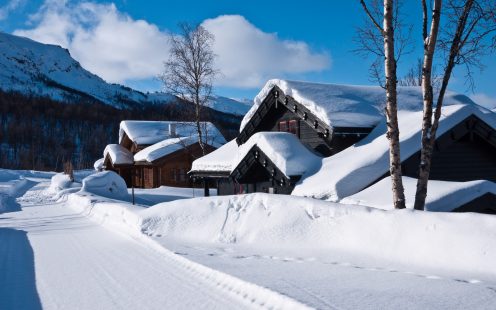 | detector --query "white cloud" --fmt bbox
[0,0,26,20]
[470,93,496,111]
[13,2,330,88]
[202,15,330,88]
[14,0,170,83]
